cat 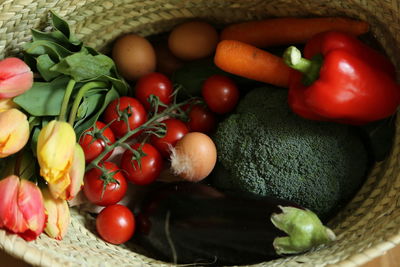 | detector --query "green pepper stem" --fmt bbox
[271,206,336,255]
[68,81,107,125]
[283,46,322,86]
[59,79,76,121]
